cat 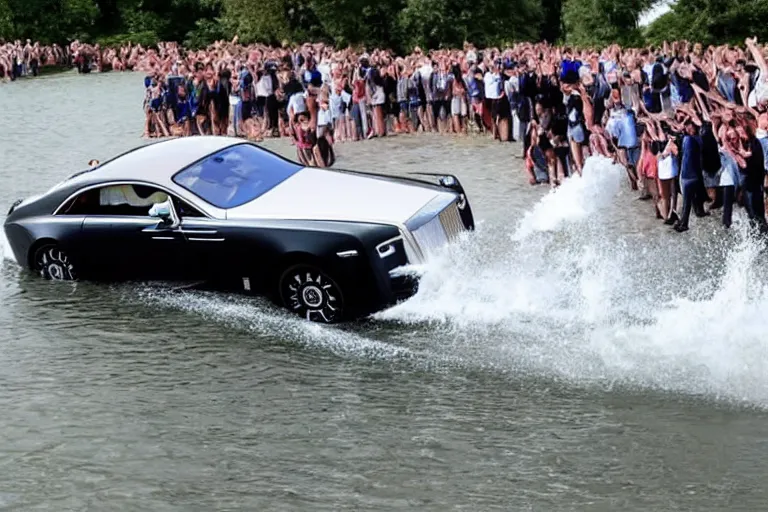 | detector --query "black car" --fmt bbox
[4,136,474,323]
